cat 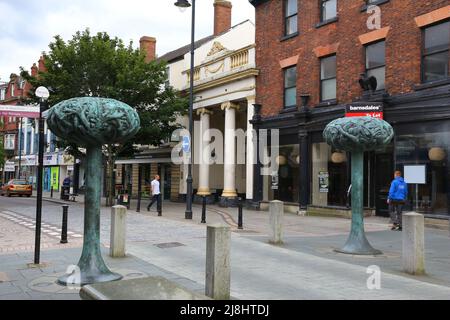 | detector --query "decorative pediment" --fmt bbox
[207,41,228,57]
